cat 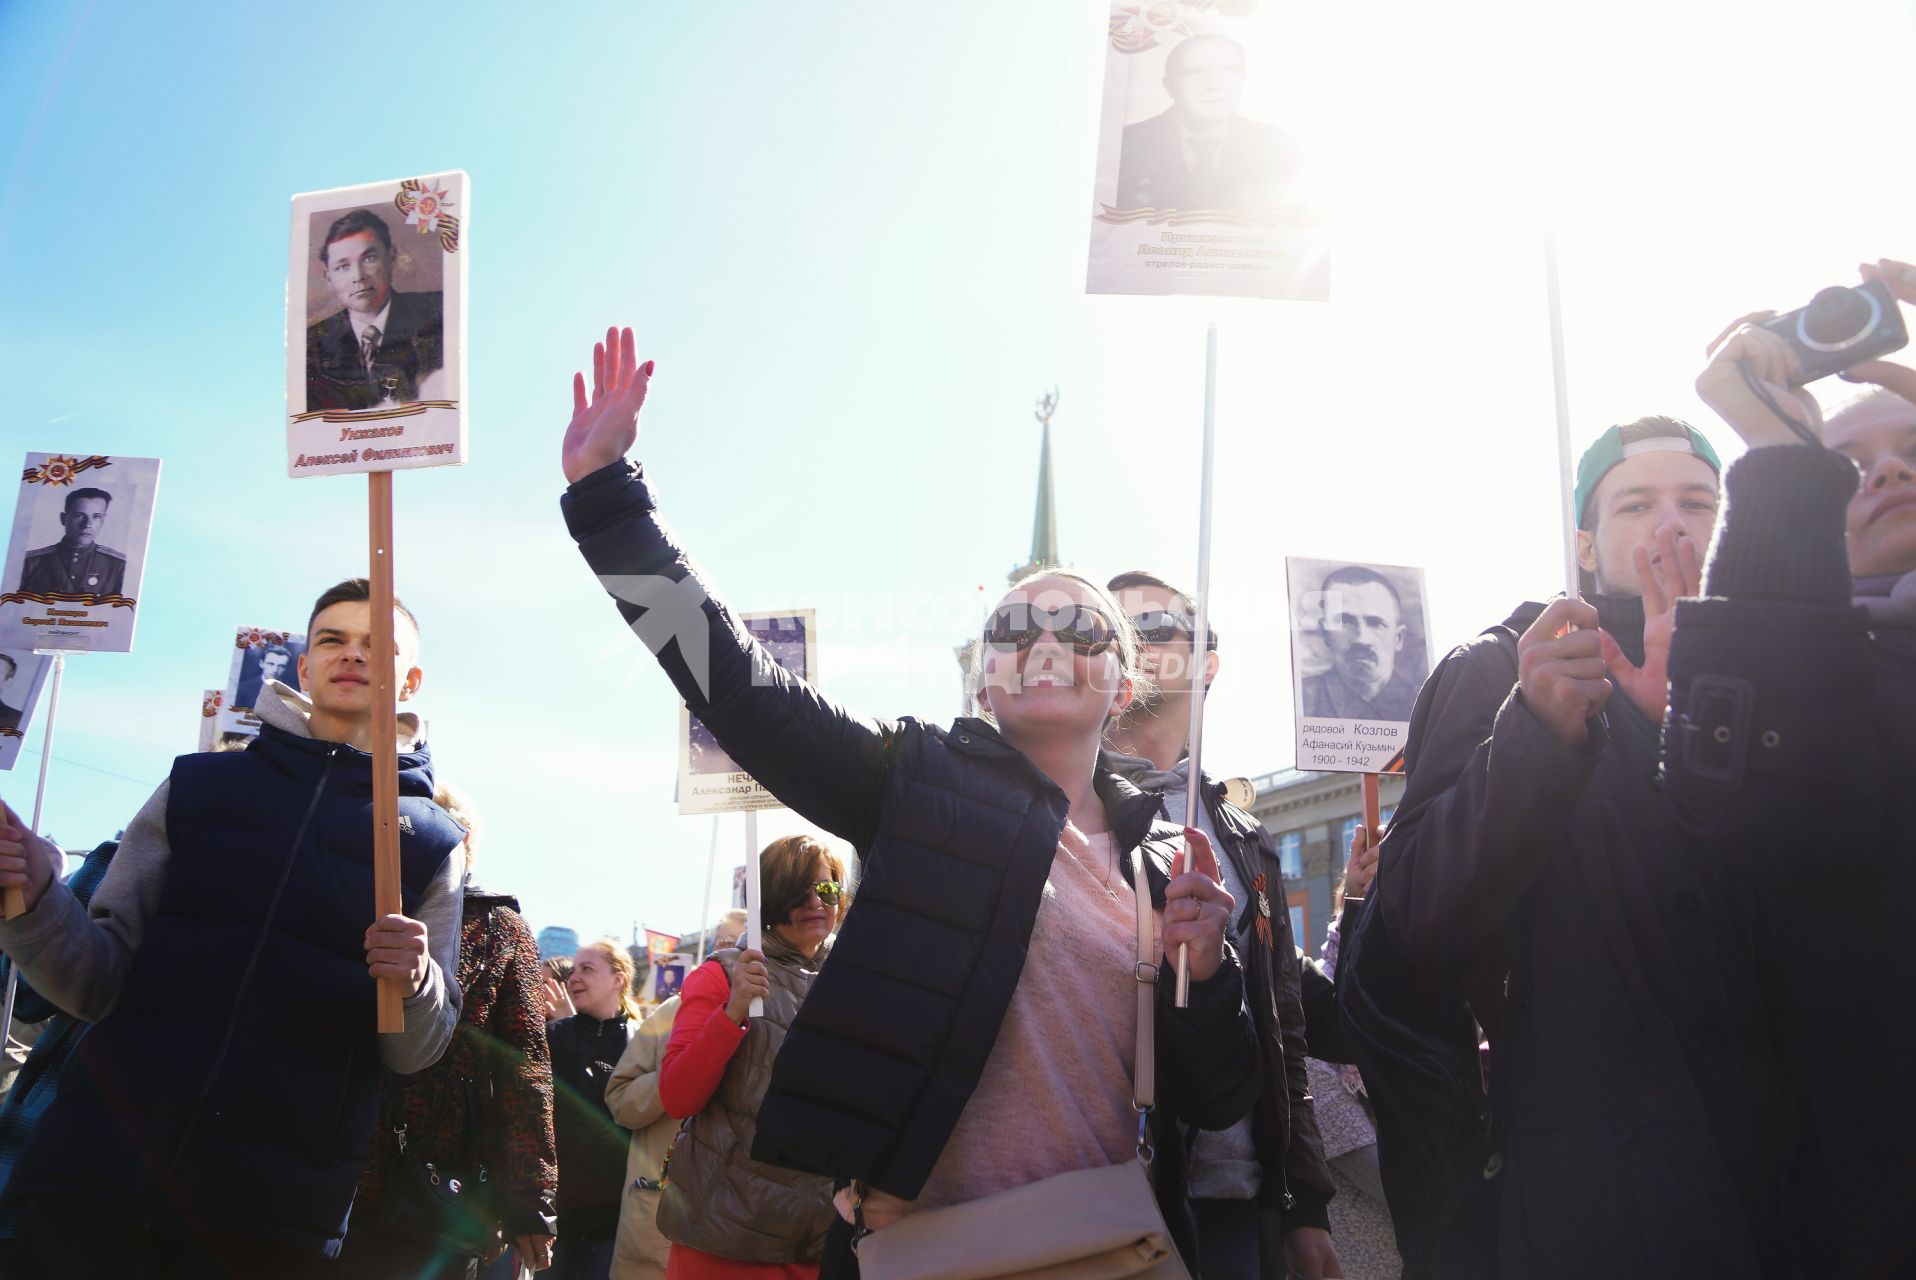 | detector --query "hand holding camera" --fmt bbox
[1698,267,1914,448]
